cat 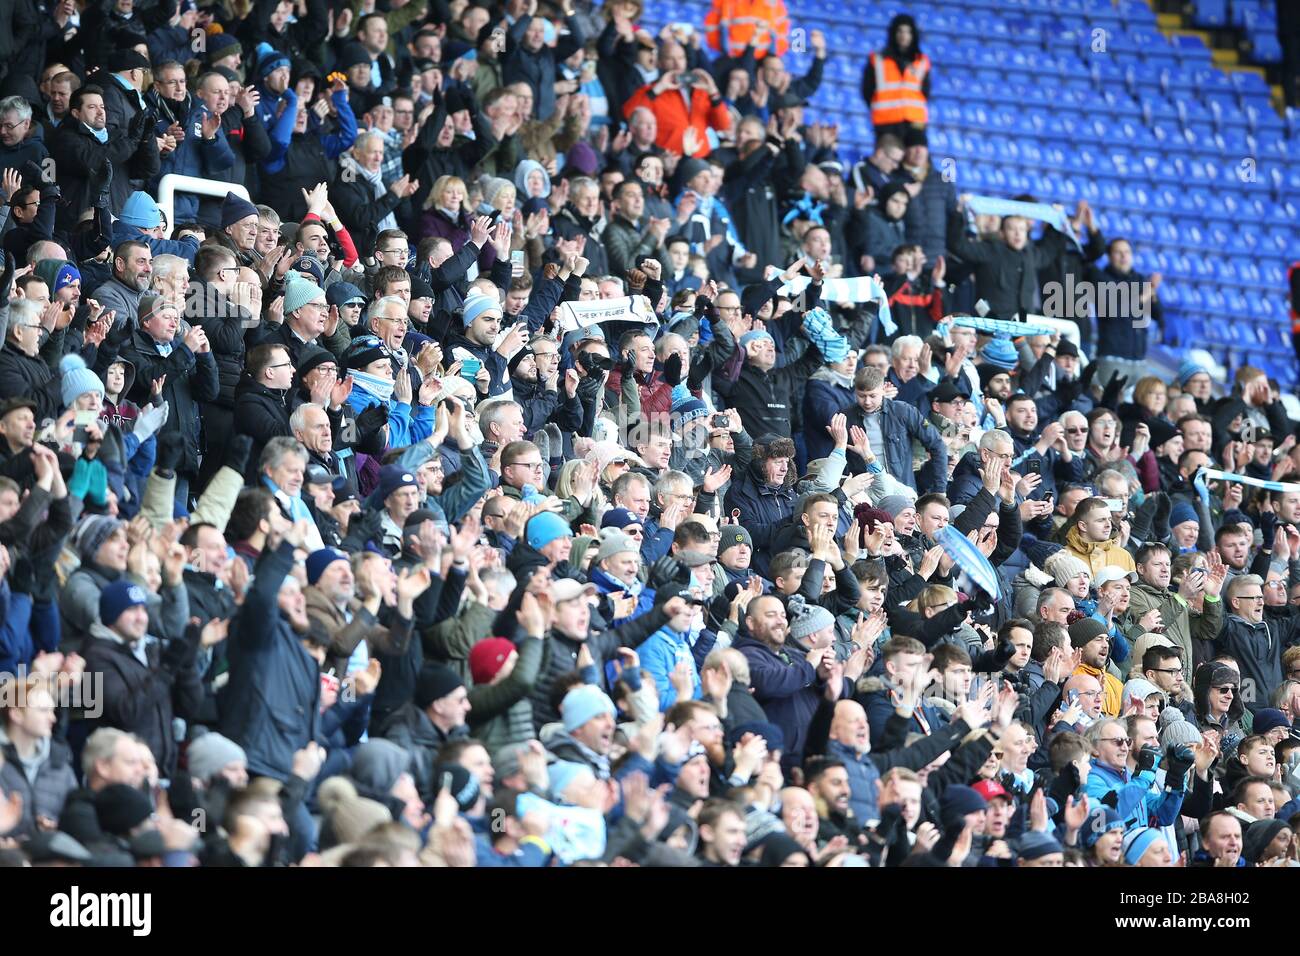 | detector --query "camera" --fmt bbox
[711,414,730,428]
